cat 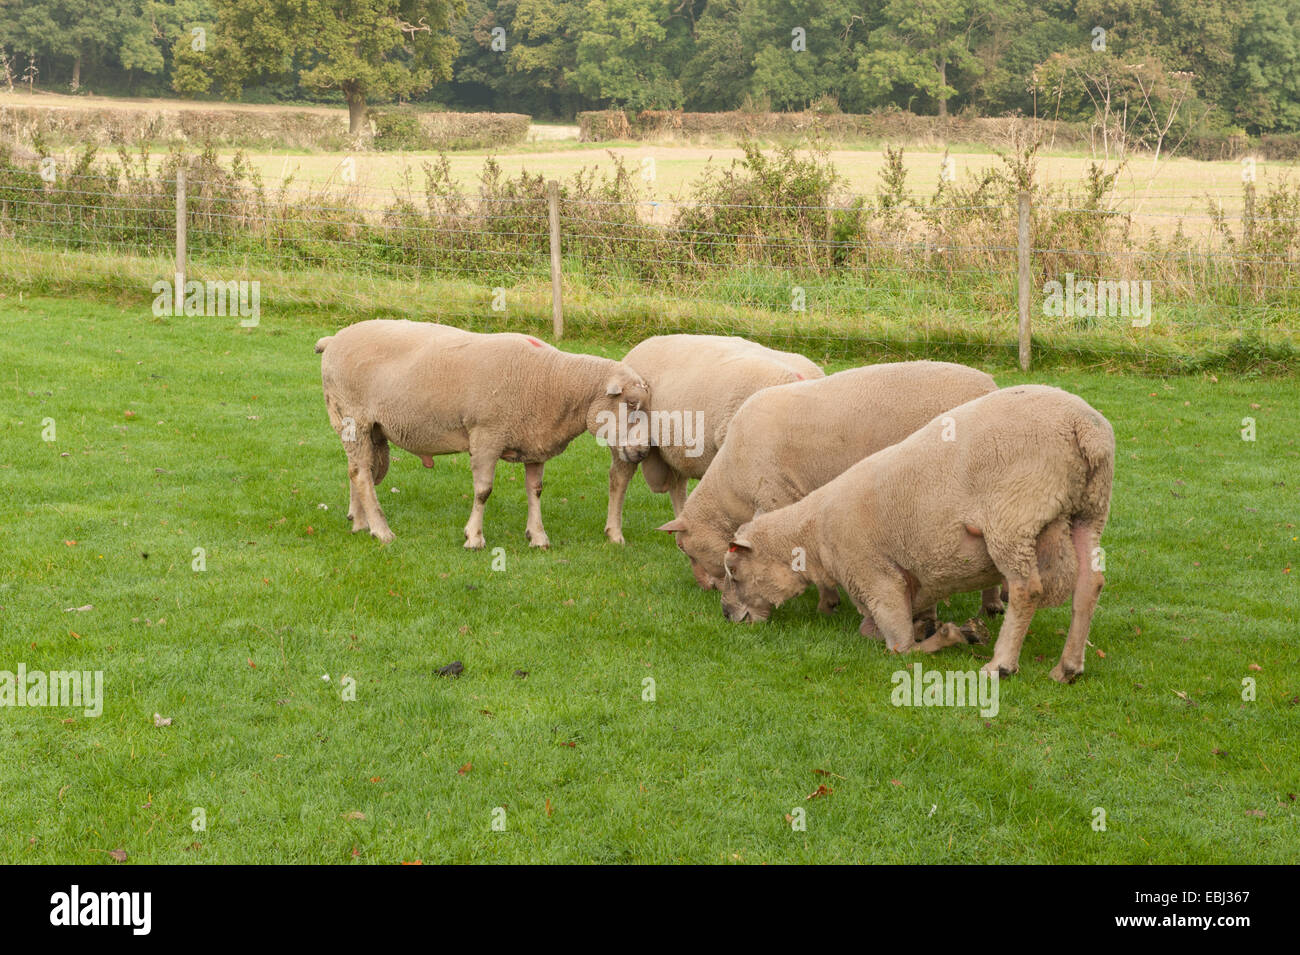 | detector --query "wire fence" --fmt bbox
[1,158,1296,365]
